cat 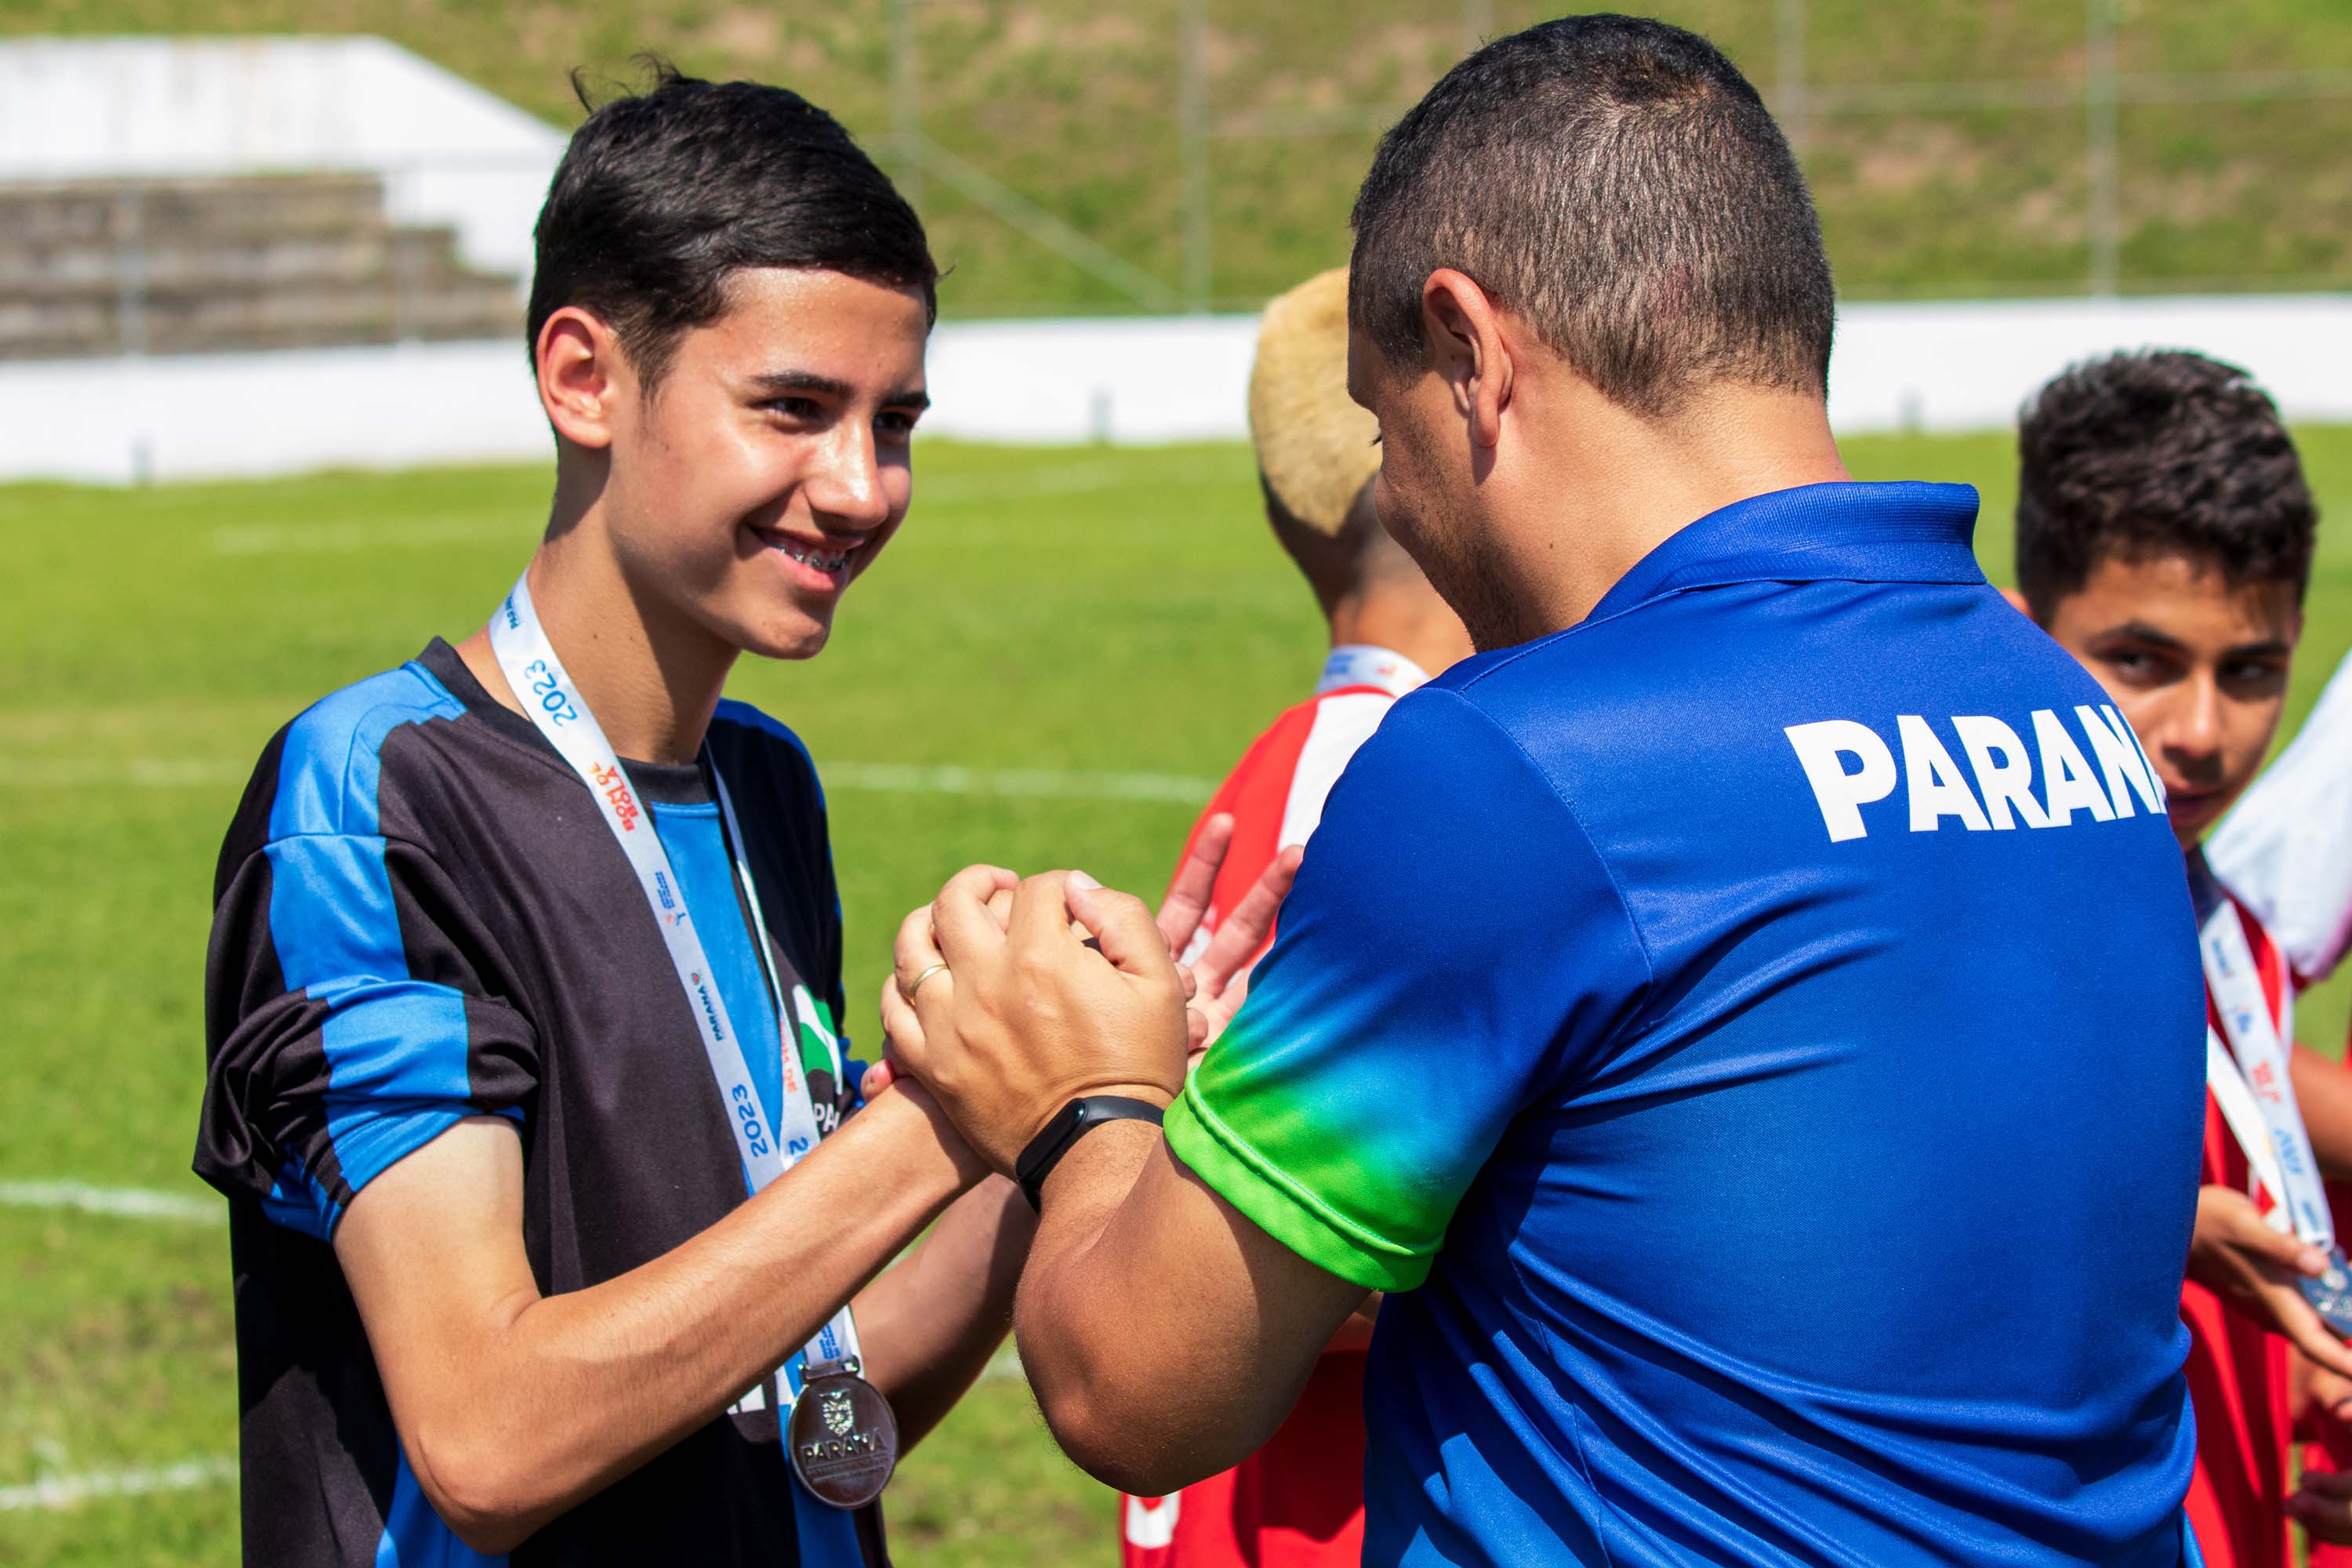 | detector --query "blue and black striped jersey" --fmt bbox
[195,638,883,1567]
